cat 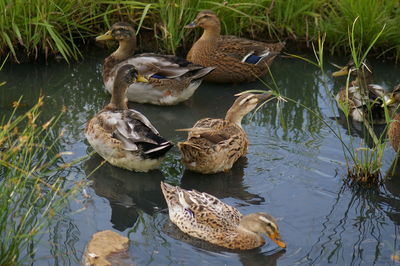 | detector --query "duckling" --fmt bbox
[85,64,173,172]
[96,22,215,105]
[185,10,285,83]
[177,92,272,174]
[160,182,285,250]
[332,60,399,124]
